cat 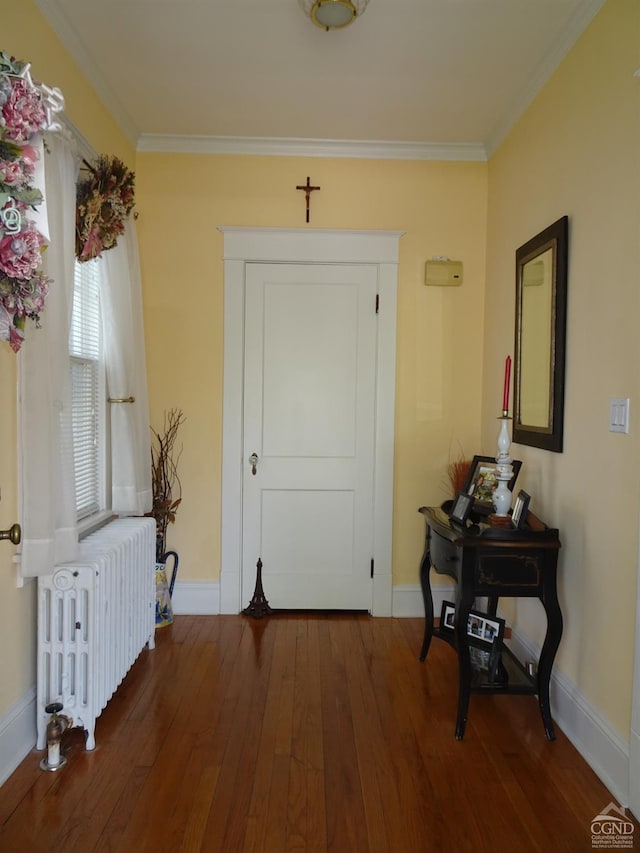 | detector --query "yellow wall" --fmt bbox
[4,0,636,762]
[1,2,134,720]
[136,155,487,588]
[483,0,640,735]
[2,2,487,724]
